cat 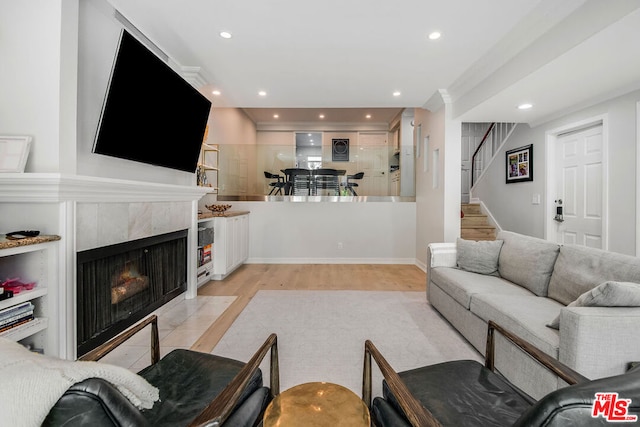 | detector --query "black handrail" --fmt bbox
[470,123,495,187]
